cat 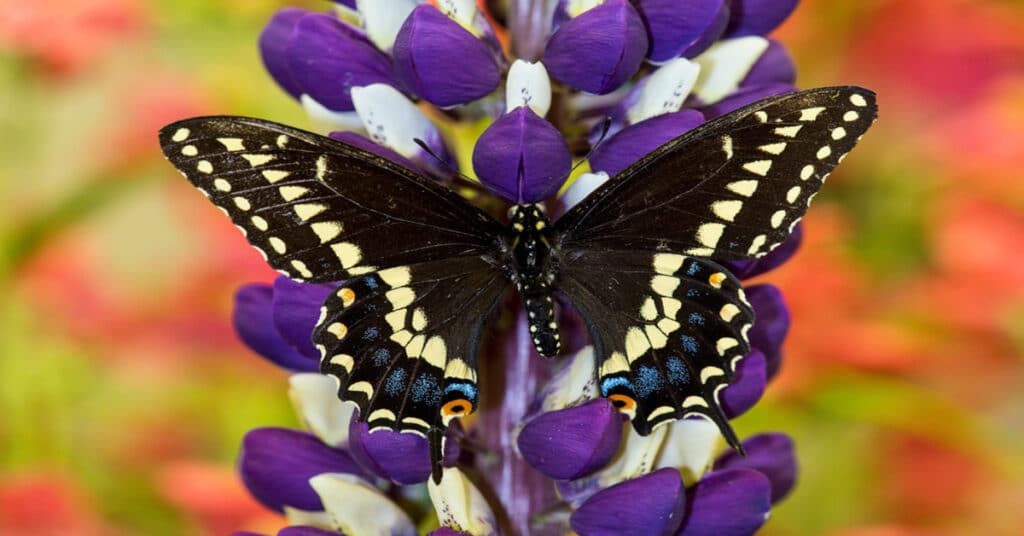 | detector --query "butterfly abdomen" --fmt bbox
[508,205,560,357]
